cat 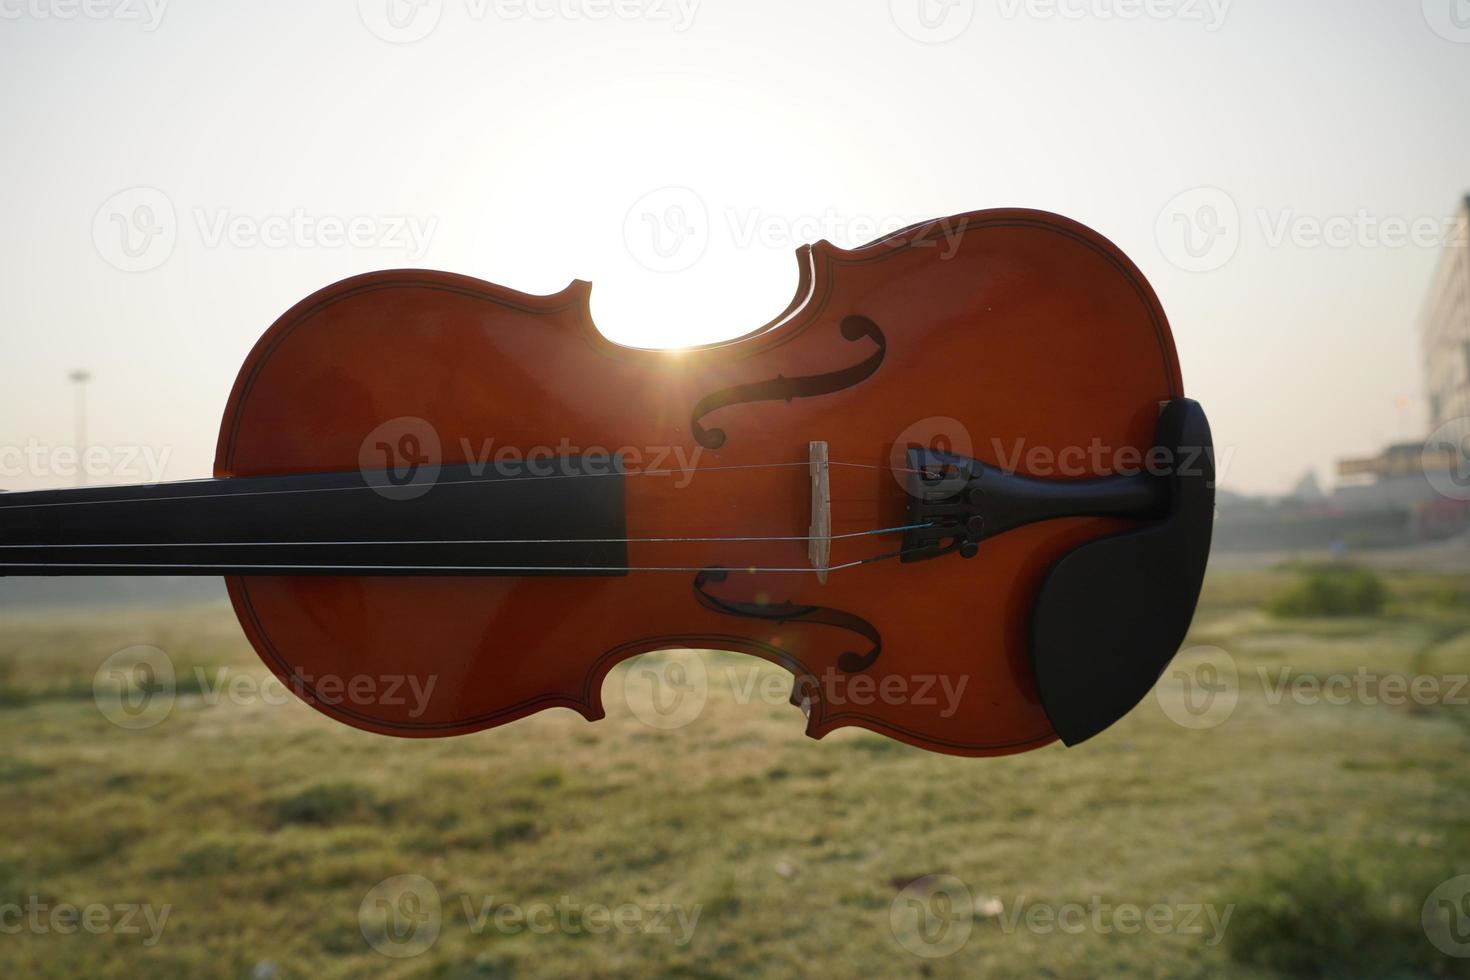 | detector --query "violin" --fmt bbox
[2,208,1214,756]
